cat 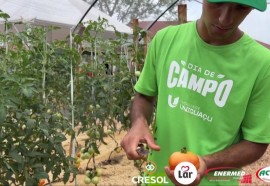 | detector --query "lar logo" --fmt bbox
[174,162,197,185]
[142,161,157,174]
[256,166,270,183]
